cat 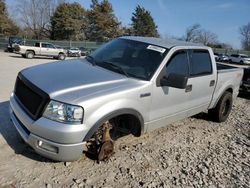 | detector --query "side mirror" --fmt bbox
[160,73,188,89]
